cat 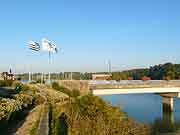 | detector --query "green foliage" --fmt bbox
[0,80,13,87]
[71,89,80,97]
[33,79,45,84]
[12,81,21,88]
[152,118,180,134]
[52,82,77,97]
[33,94,47,105]
[0,83,48,121]
[15,84,29,93]
[53,94,150,135]
[52,82,60,90]
[112,63,180,80]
